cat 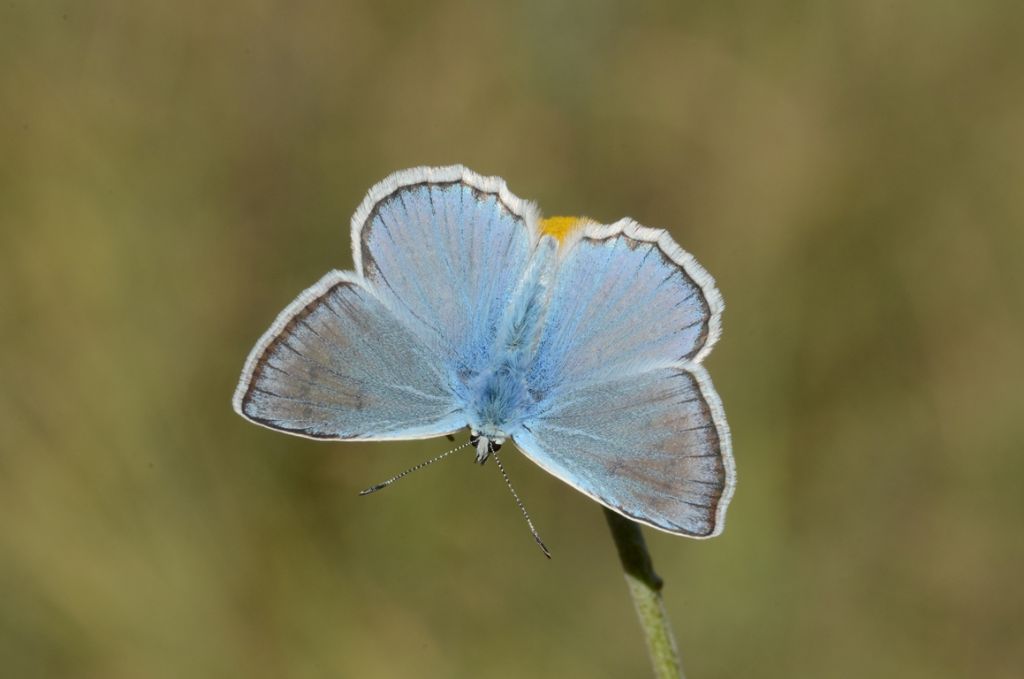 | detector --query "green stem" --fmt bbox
[603,508,685,679]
